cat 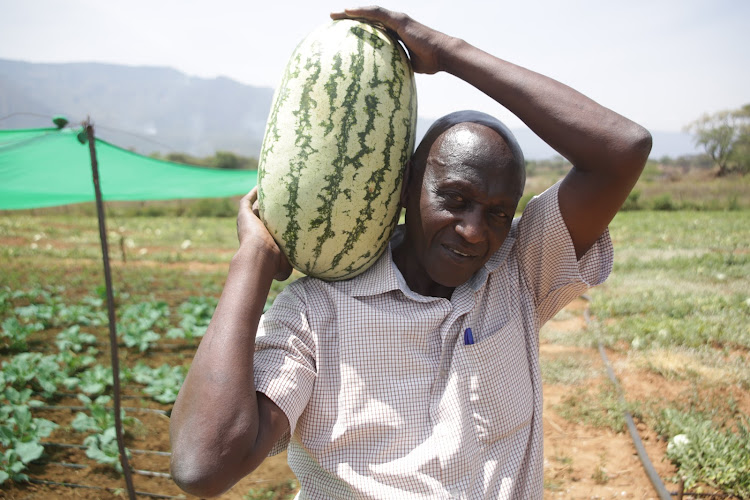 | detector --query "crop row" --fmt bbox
[0,285,219,485]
